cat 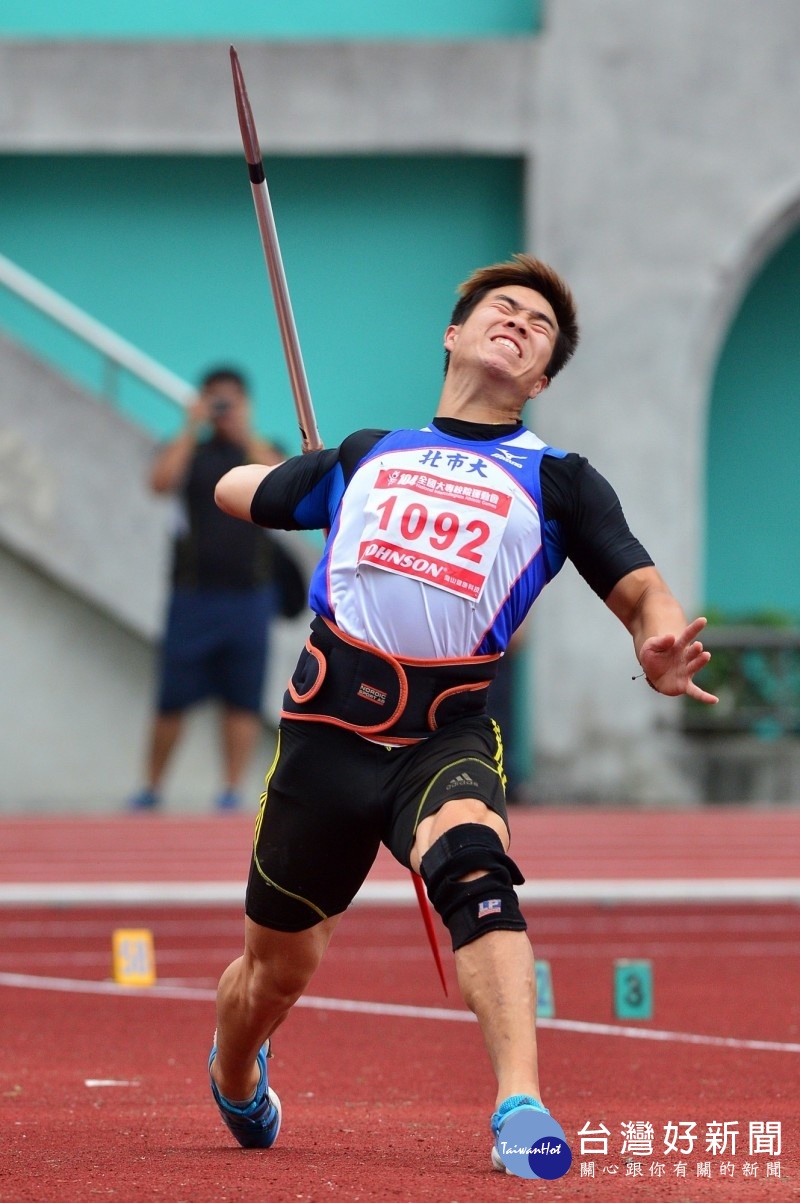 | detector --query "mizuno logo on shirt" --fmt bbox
[492,449,526,468]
